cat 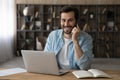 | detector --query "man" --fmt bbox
[44,6,93,70]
